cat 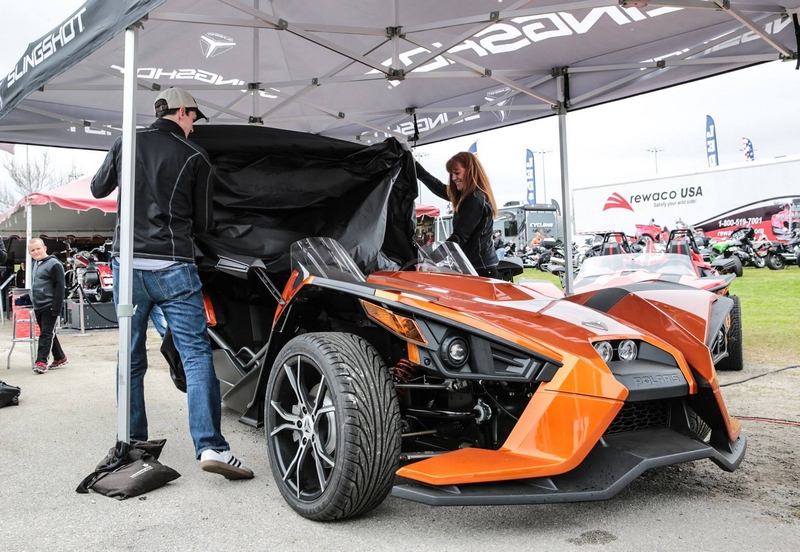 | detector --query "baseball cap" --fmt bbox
[154,87,208,121]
